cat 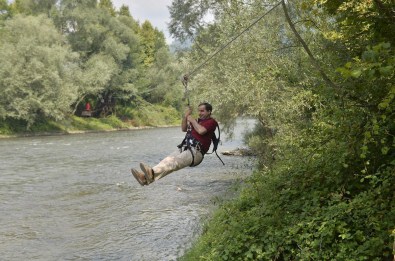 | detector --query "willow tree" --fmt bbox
[51,1,142,114]
[0,15,80,128]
